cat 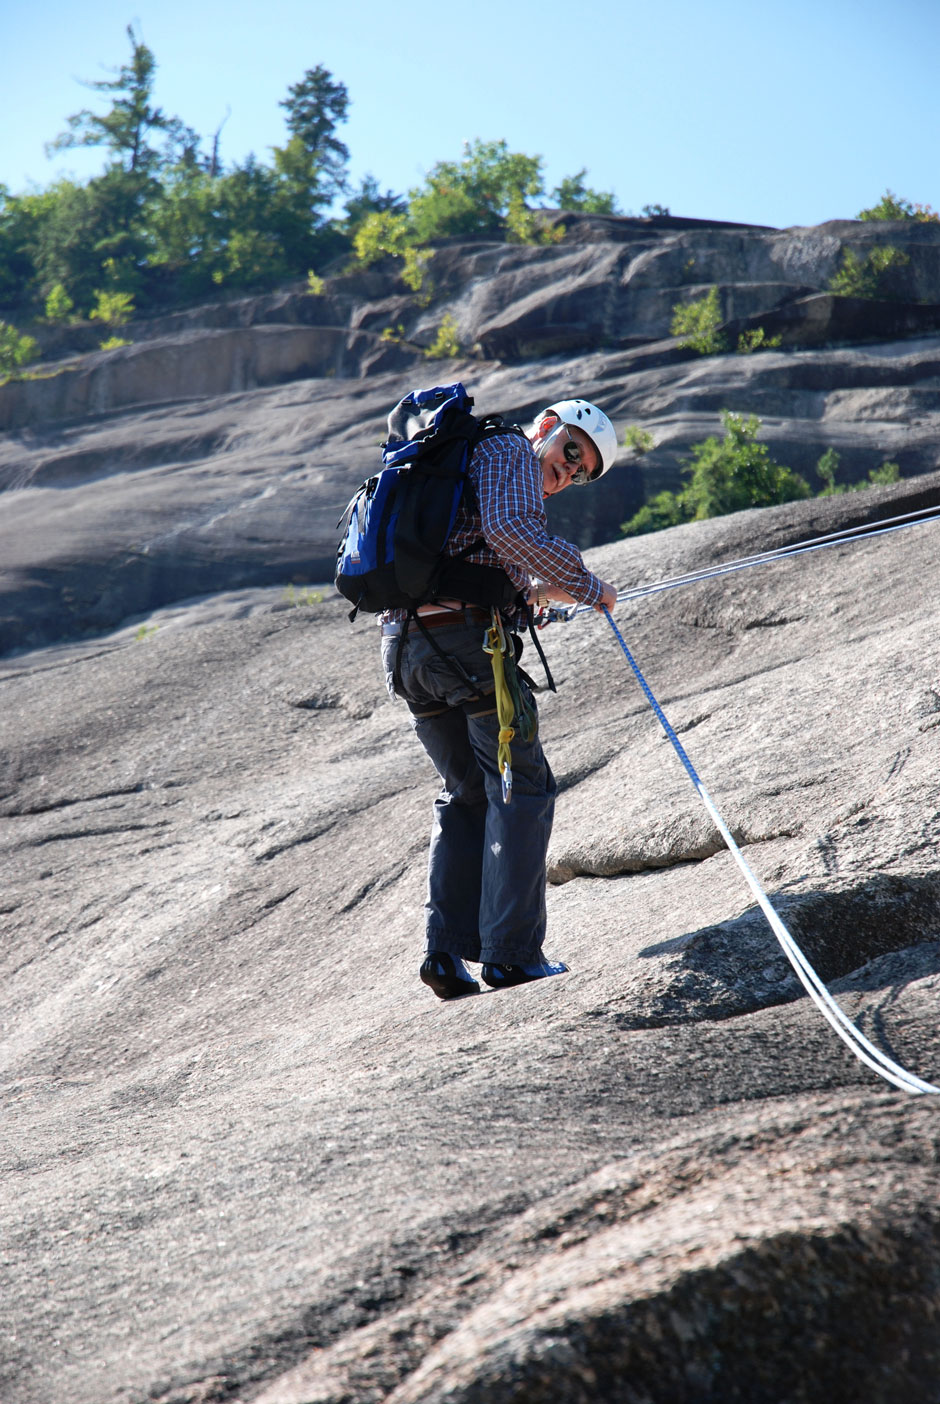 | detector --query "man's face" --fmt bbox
[532,416,600,496]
